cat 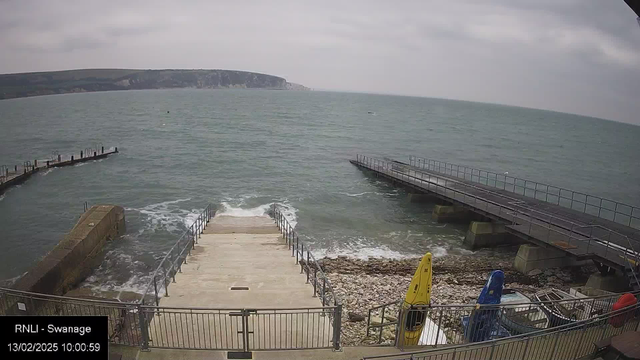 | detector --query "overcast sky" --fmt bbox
[1,0,639,124]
